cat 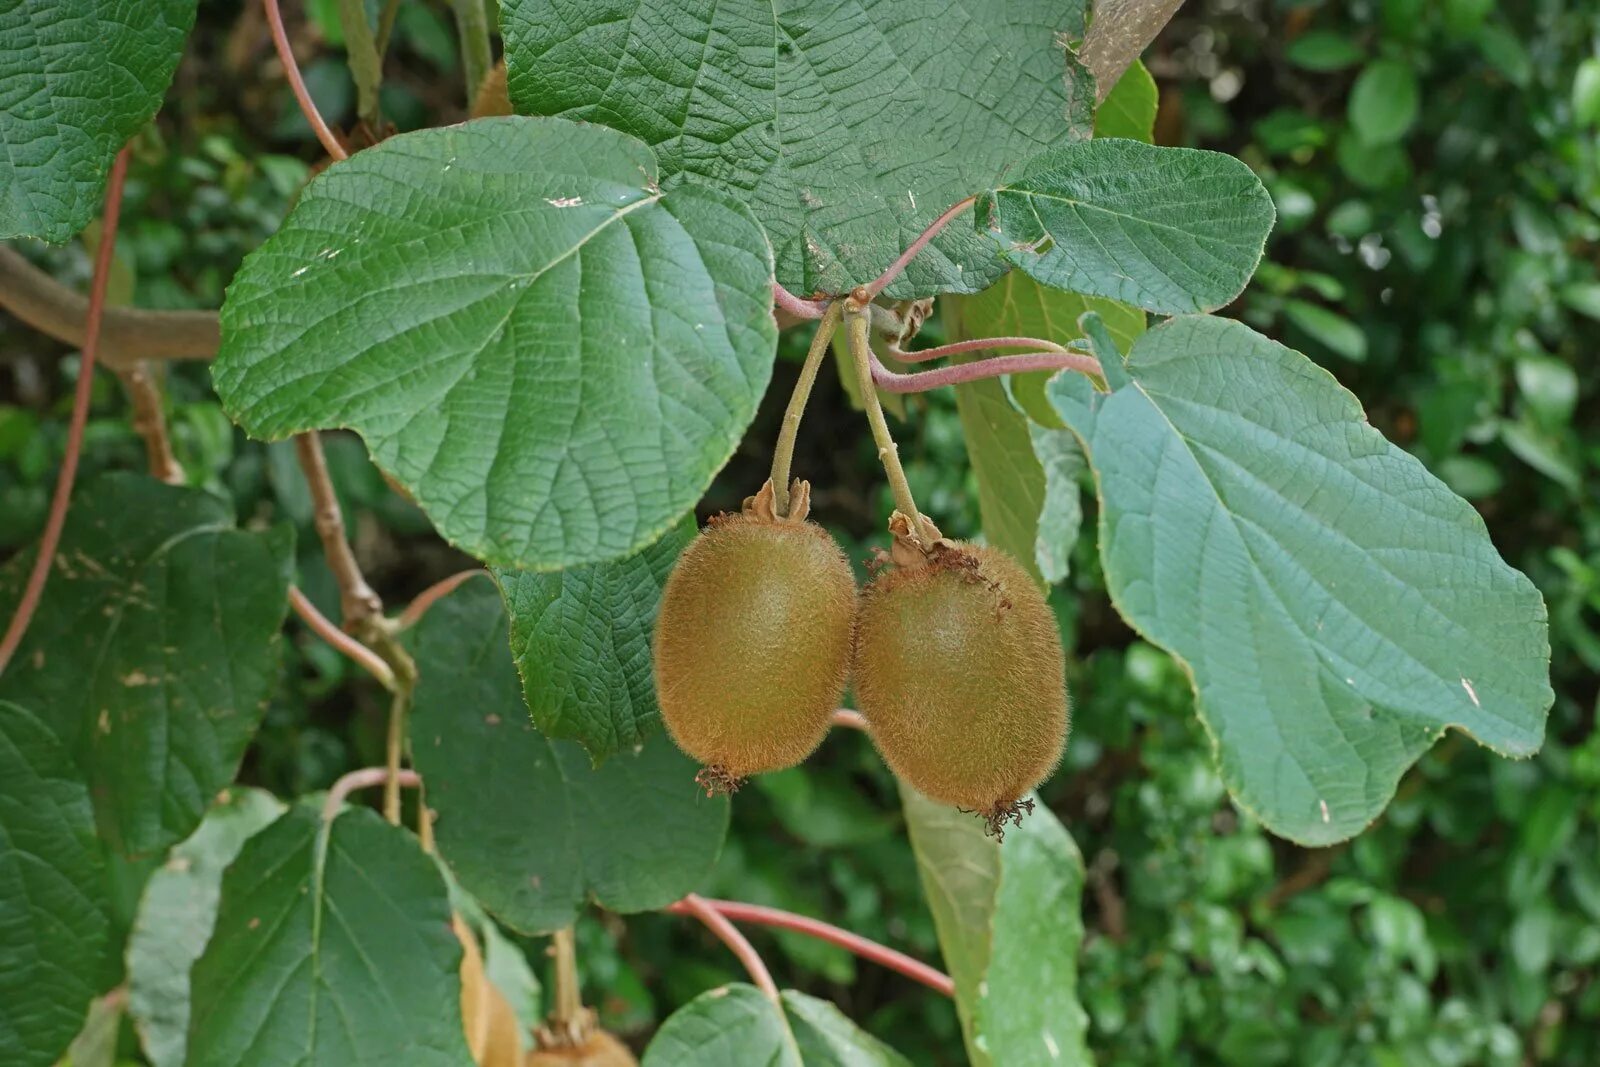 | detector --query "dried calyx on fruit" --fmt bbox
[853,513,1069,837]
[527,1026,637,1065]
[653,479,857,794]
